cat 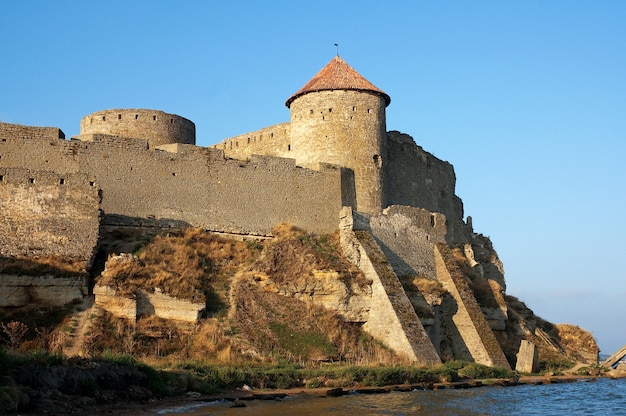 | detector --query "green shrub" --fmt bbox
[458,363,515,379]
